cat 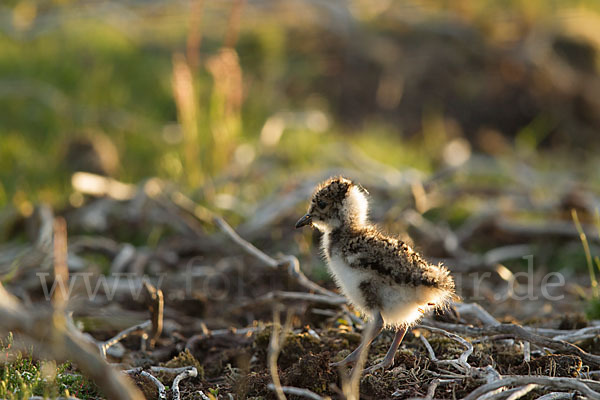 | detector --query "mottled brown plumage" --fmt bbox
[296,176,456,372]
